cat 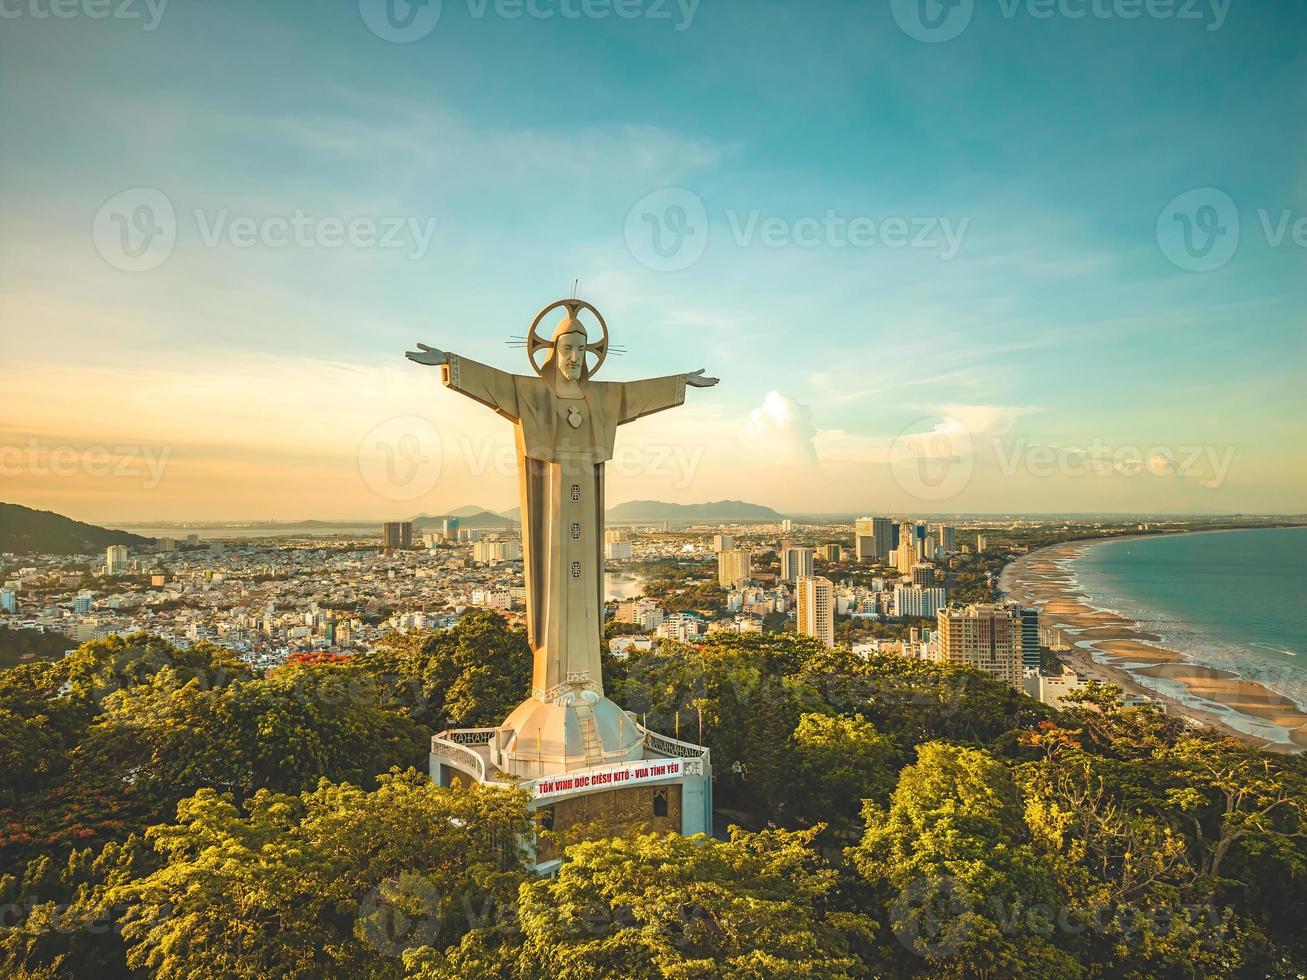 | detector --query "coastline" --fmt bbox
[999,532,1307,753]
